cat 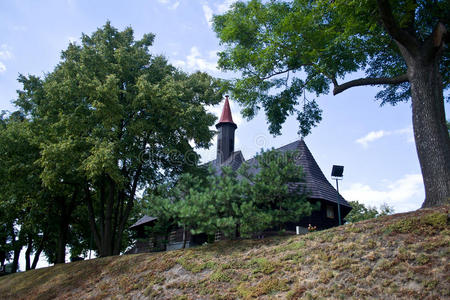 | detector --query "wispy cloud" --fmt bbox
[341,173,424,213]
[356,127,414,148]
[0,44,13,60]
[157,0,180,10]
[216,0,237,14]
[202,4,213,26]
[173,46,218,72]
[169,1,180,10]
[0,44,13,74]
[202,0,237,26]
[11,25,28,32]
